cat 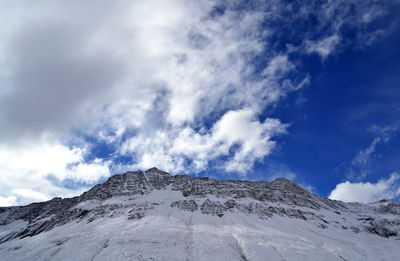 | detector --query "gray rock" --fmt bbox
[0,167,399,244]
[171,200,198,212]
